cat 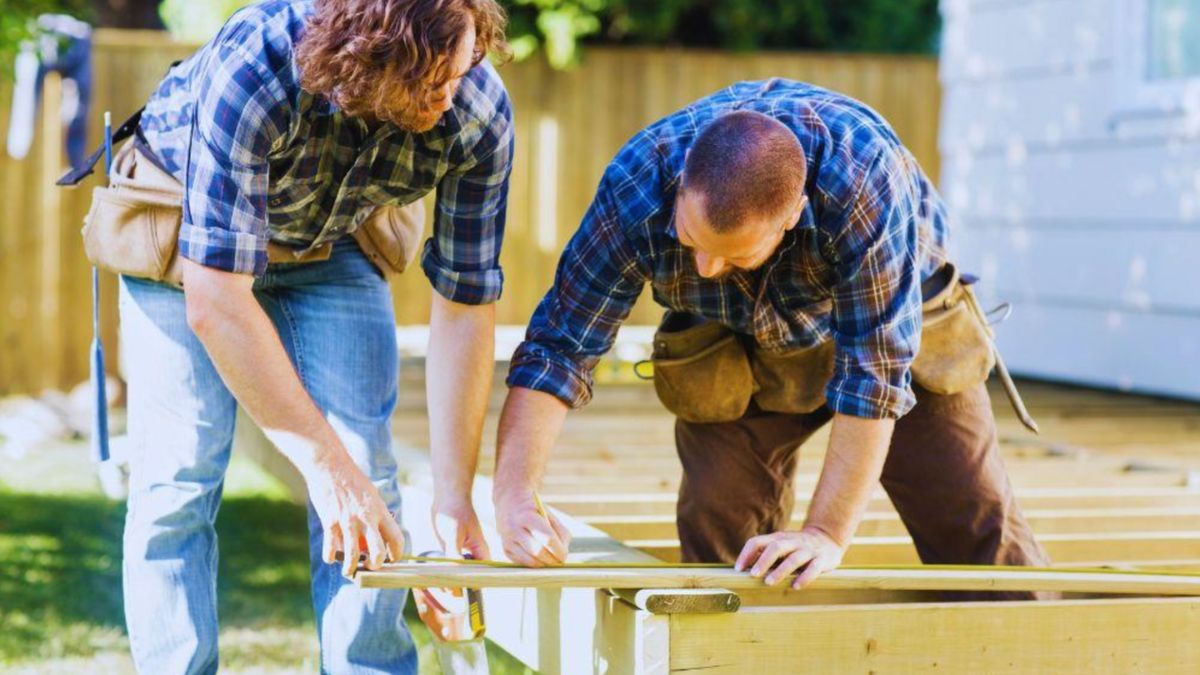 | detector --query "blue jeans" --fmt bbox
[119,239,416,674]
